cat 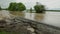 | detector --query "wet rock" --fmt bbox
[0,20,7,28]
[0,20,6,23]
[0,16,60,34]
